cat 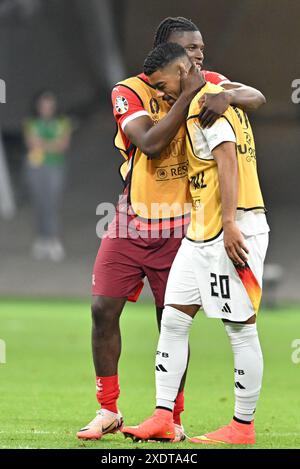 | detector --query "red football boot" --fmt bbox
[122,409,175,442]
[189,419,255,445]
